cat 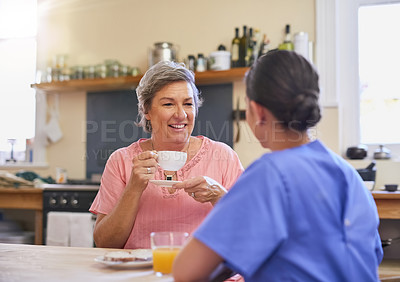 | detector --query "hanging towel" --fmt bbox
[46,212,70,246]
[46,212,95,247]
[70,212,95,247]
